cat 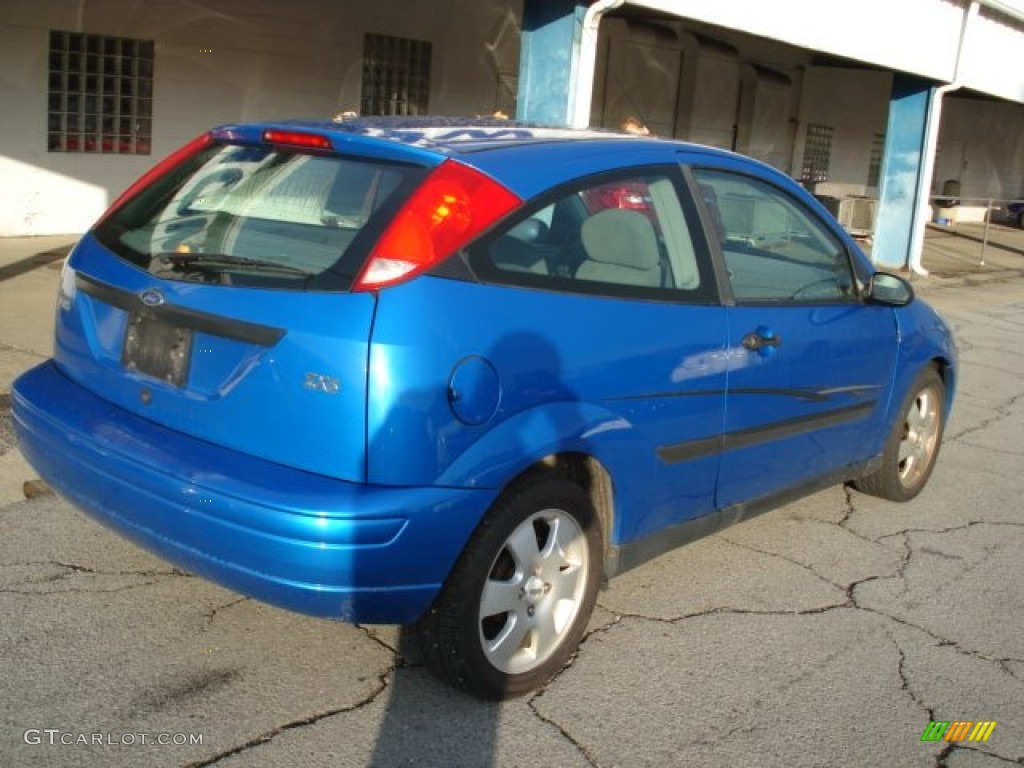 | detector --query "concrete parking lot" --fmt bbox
[1,231,1023,767]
